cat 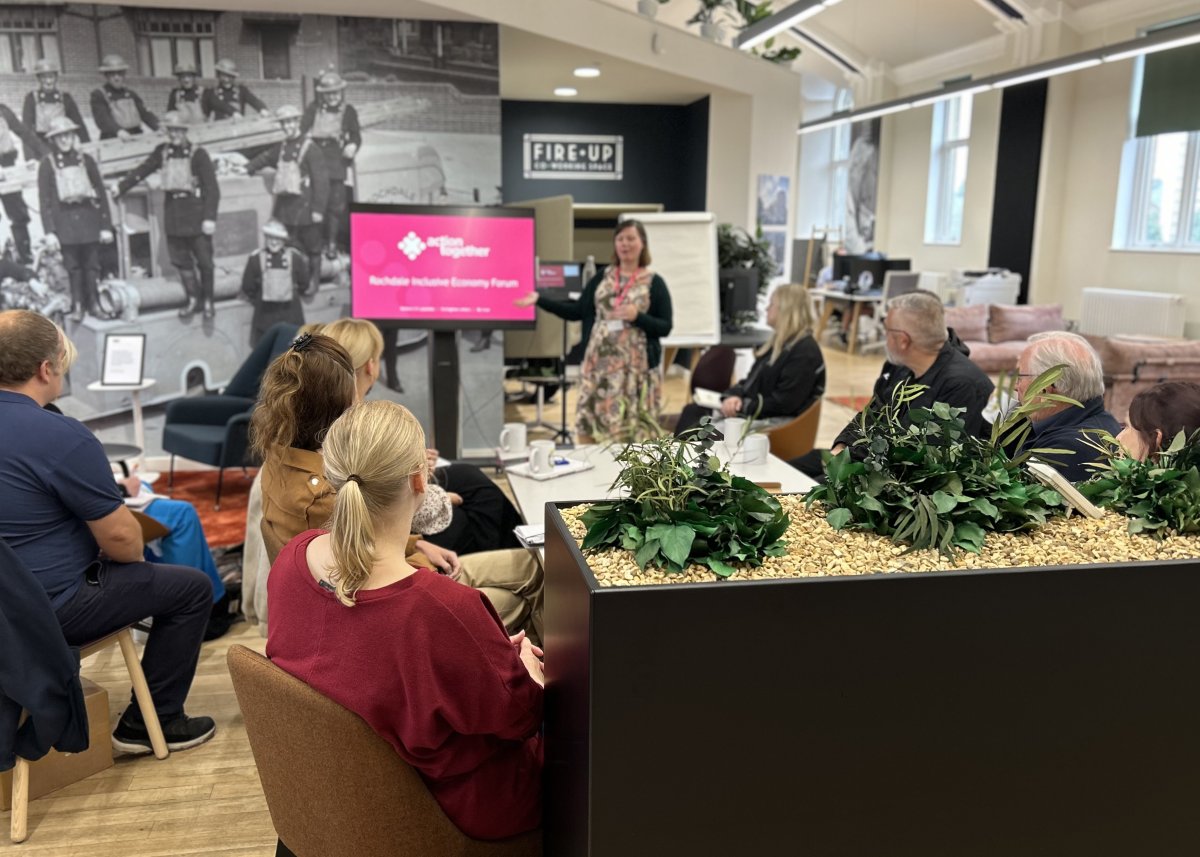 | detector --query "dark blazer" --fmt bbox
[23,89,90,144]
[245,137,331,227]
[300,101,362,180]
[725,334,826,420]
[0,538,88,771]
[1019,396,1121,483]
[89,85,159,139]
[537,271,673,370]
[38,150,113,245]
[116,143,219,237]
